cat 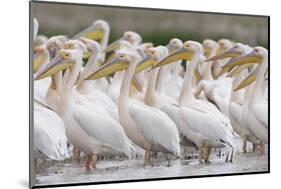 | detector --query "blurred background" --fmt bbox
[32,2,268,48]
